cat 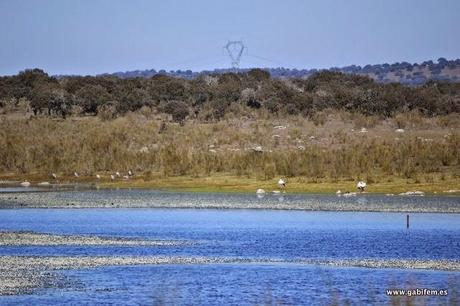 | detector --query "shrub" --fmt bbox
[161,101,189,123]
